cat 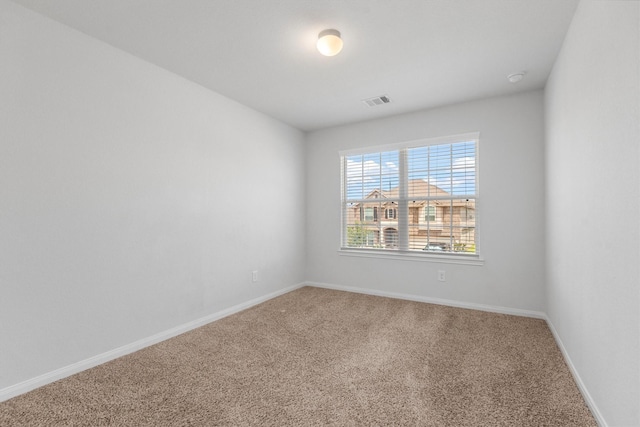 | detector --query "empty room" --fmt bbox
[1,0,638,426]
